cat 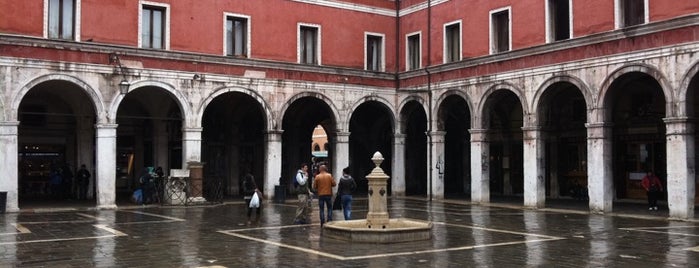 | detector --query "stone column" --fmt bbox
[182,127,203,167]
[265,130,283,200]
[95,123,117,209]
[332,132,350,184]
[0,122,19,212]
[522,127,546,208]
[391,133,406,196]
[428,131,446,200]
[586,123,613,213]
[470,129,490,203]
[664,118,696,219]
